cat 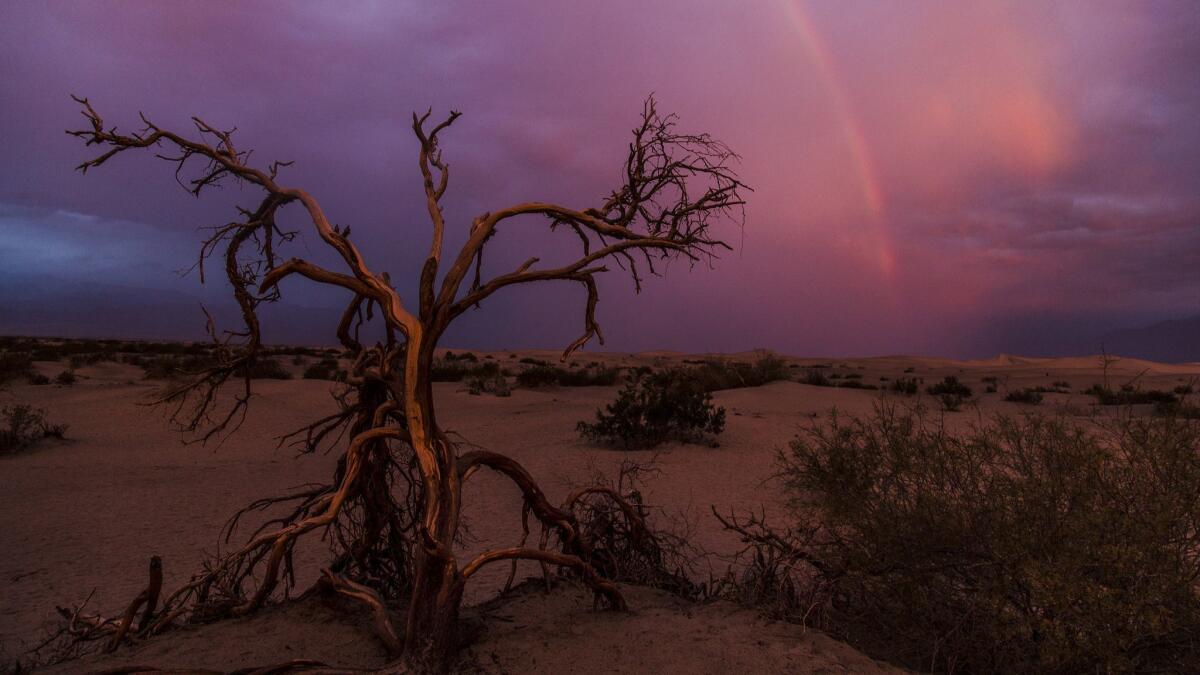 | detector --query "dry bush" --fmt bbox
[718,405,1200,674]
[689,352,789,391]
[927,375,972,411]
[302,357,341,380]
[578,368,725,449]
[0,352,34,386]
[515,364,619,388]
[1003,388,1043,405]
[467,373,511,397]
[1,404,67,455]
